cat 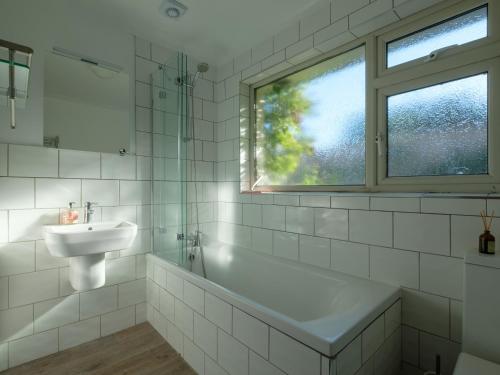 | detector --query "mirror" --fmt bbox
[43,50,131,154]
